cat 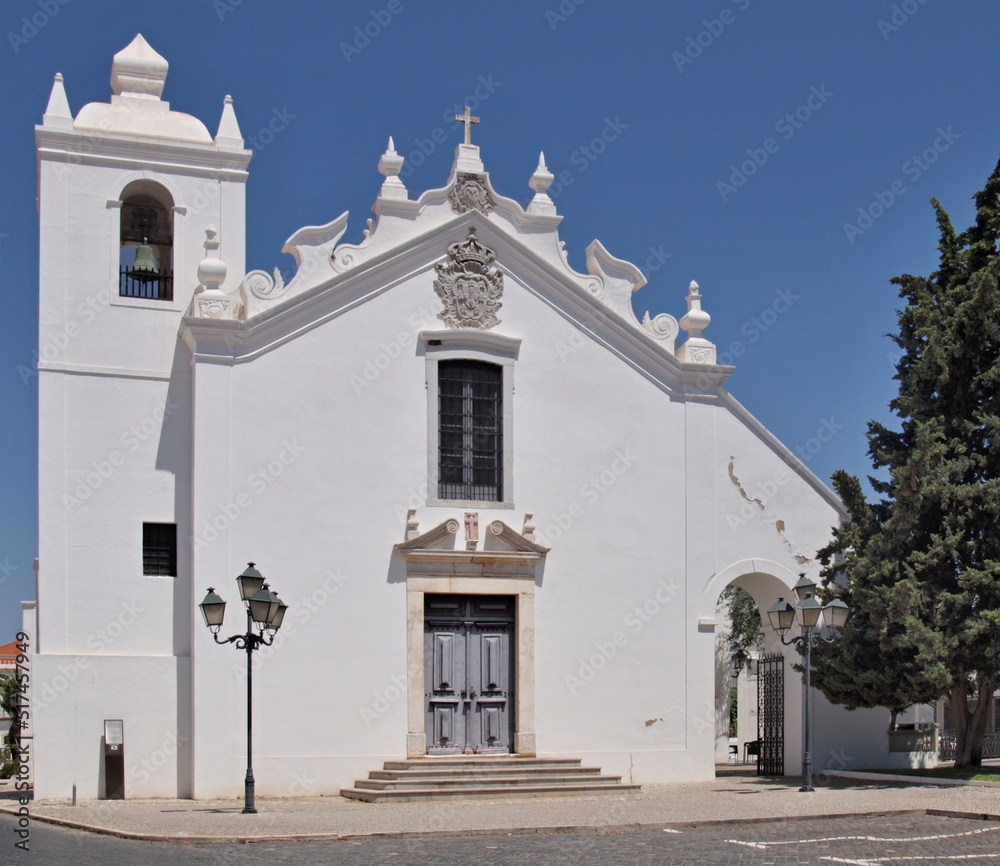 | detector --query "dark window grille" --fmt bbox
[143,522,177,576]
[438,360,502,501]
[119,268,173,301]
